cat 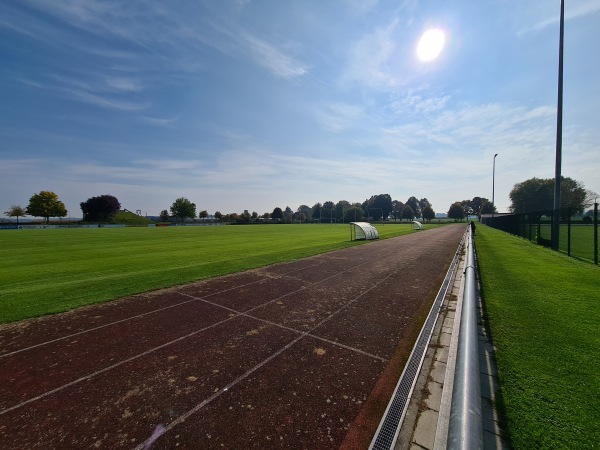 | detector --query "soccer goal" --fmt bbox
[349,222,379,241]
